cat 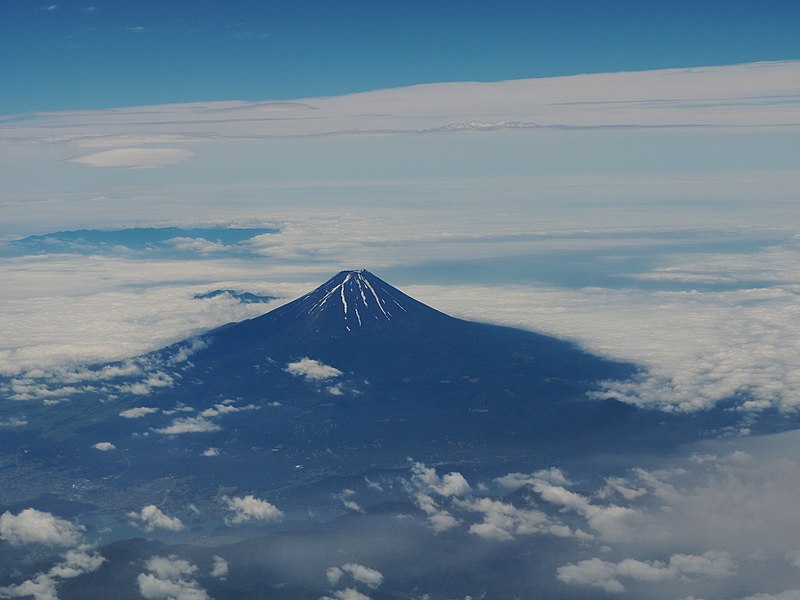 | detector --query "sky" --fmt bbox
[2,0,800,113]
[2,3,800,598]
